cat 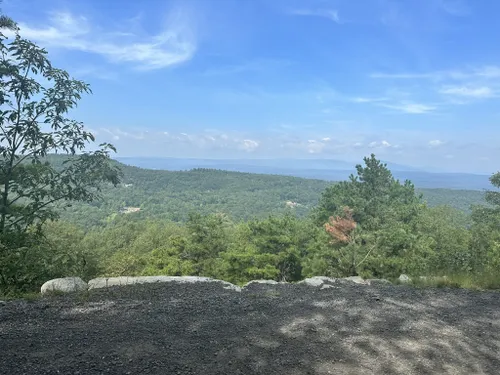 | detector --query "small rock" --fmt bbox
[299,276,337,287]
[399,274,411,283]
[320,284,335,290]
